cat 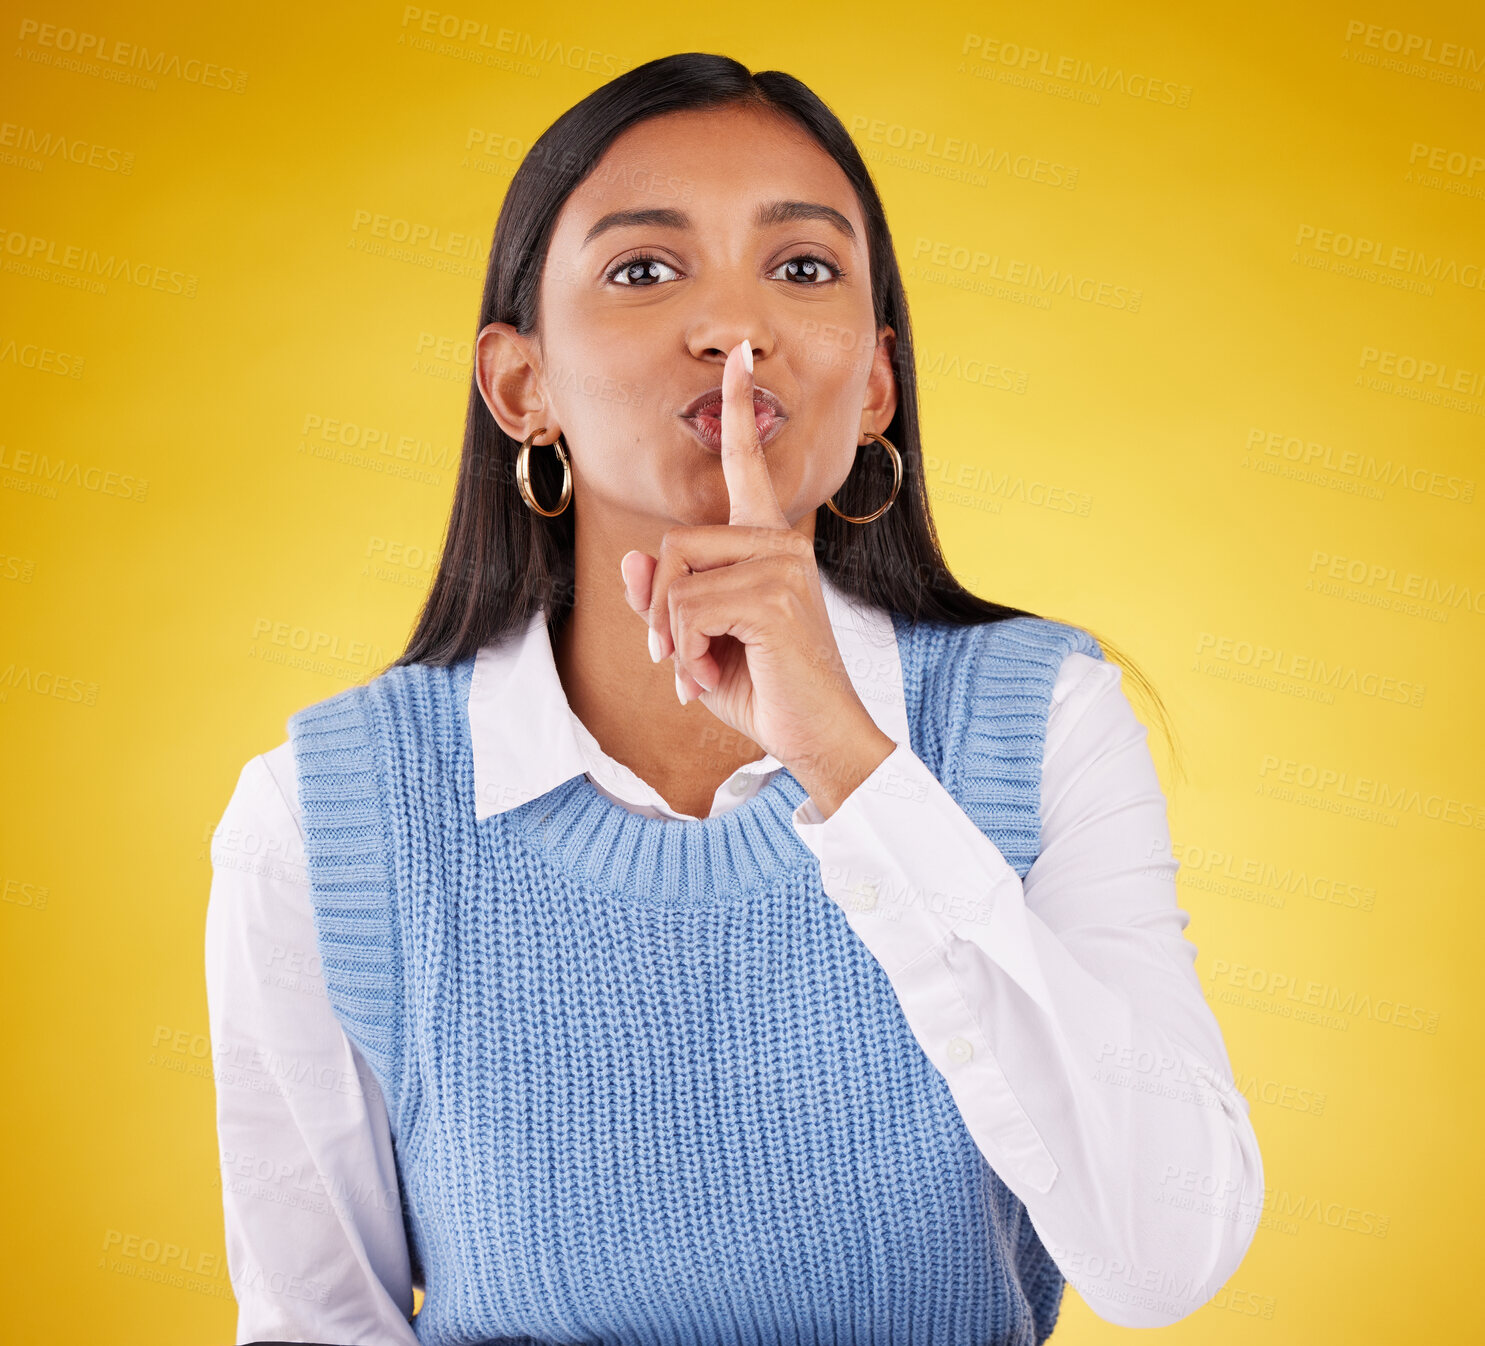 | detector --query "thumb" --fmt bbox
[620,549,656,615]
[621,549,667,665]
